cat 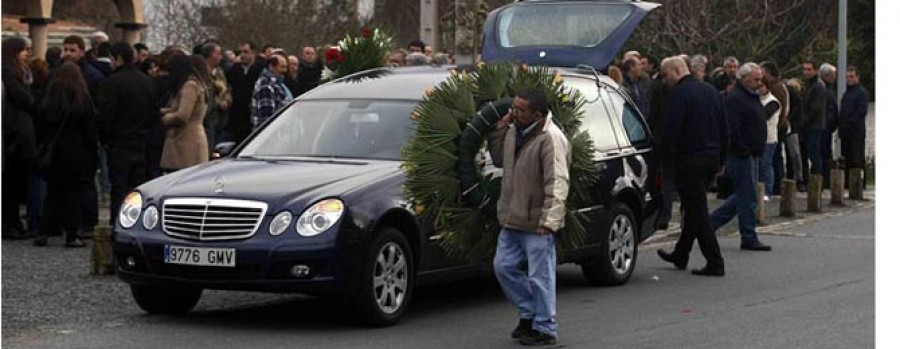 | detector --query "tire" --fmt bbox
[131,284,202,315]
[355,227,415,326]
[581,202,638,286]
